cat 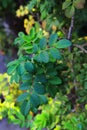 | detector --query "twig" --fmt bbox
[73,44,87,53]
[67,16,78,106]
[82,43,87,47]
[68,16,74,52]
[68,16,74,40]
